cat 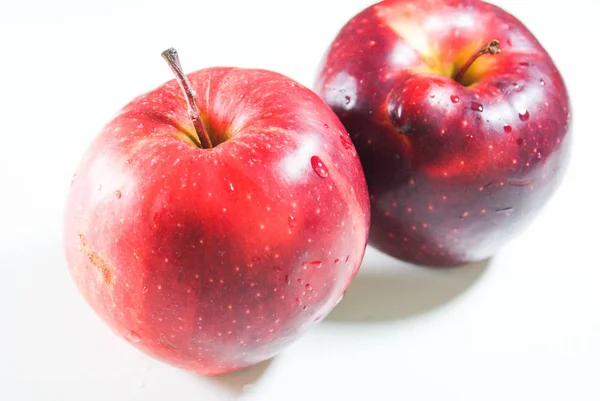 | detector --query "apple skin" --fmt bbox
[64,67,369,375]
[315,0,571,266]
